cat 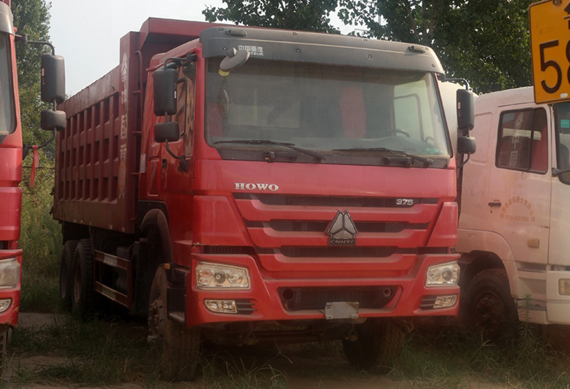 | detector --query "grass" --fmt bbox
[392,321,570,389]
[13,165,570,388]
[19,160,63,313]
